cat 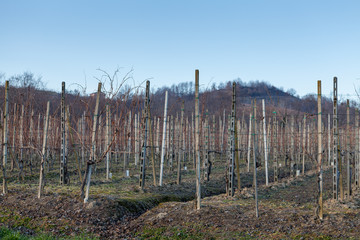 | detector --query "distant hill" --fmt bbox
[0,75,355,126]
